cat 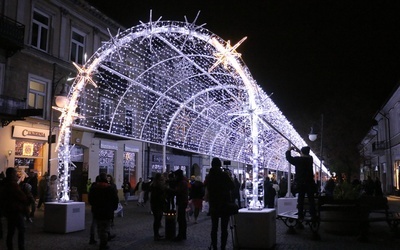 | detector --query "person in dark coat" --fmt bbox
[232,175,241,209]
[89,172,119,250]
[189,176,205,223]
[37,173,49,209]
[149,173,167,241]
[205,158,235,250]
[2,167,28,250]
[286,146,316,220]
[173,169,188,241]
